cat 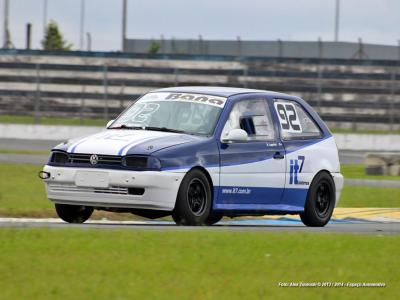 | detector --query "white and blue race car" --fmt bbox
[41,87,343,226]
